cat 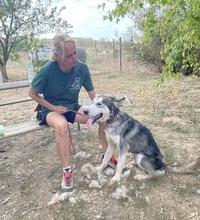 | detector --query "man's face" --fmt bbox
[60,42,77,68]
